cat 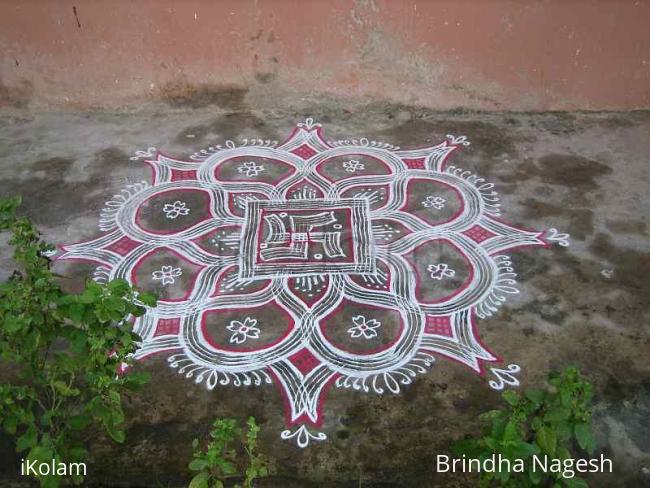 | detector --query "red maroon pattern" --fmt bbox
[462,225,497,243]
[291,144,318,159]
